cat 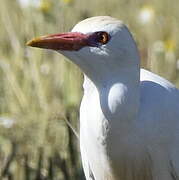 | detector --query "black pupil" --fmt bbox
[96,32,108,43]
[90,31,110,46]
[99,34,104,41]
